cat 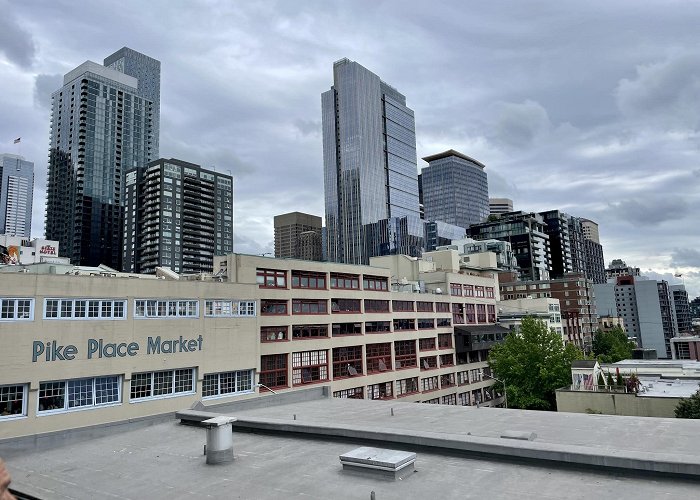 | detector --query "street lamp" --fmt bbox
[482,373,507,409]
